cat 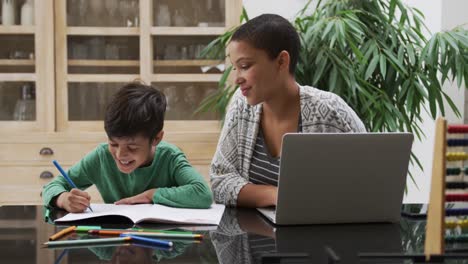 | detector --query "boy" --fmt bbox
[42,82,213,212]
